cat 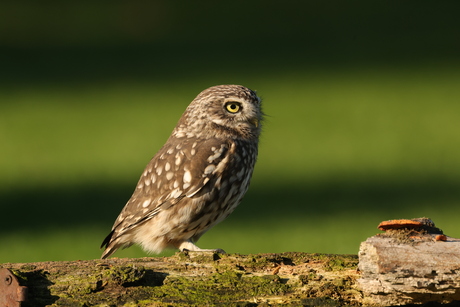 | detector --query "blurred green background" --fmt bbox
[1,1,460,263]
